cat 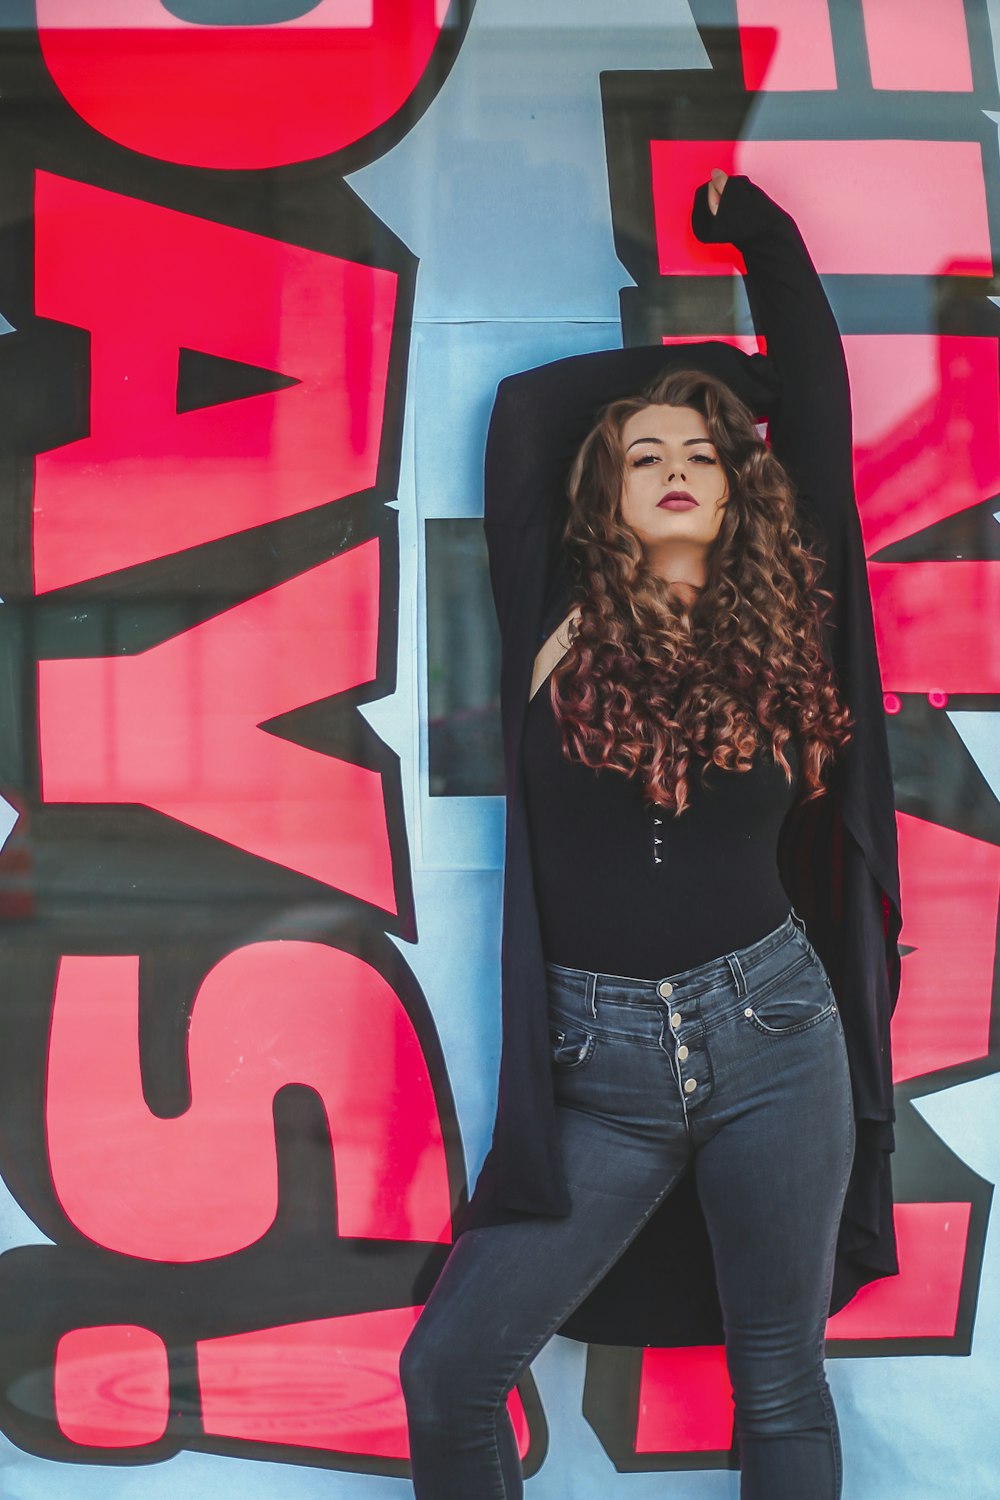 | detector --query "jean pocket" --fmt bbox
[549,1022,597,1071]
[743,979,837,1038]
